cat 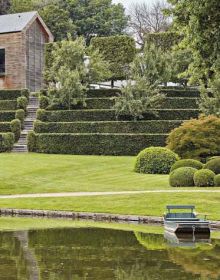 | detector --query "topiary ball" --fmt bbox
[214,174,220,187]
[135,147,179,174]
[194,169,215,187]
[204,158,220,174]
[170,159,204,172]
[169,167,197,187]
